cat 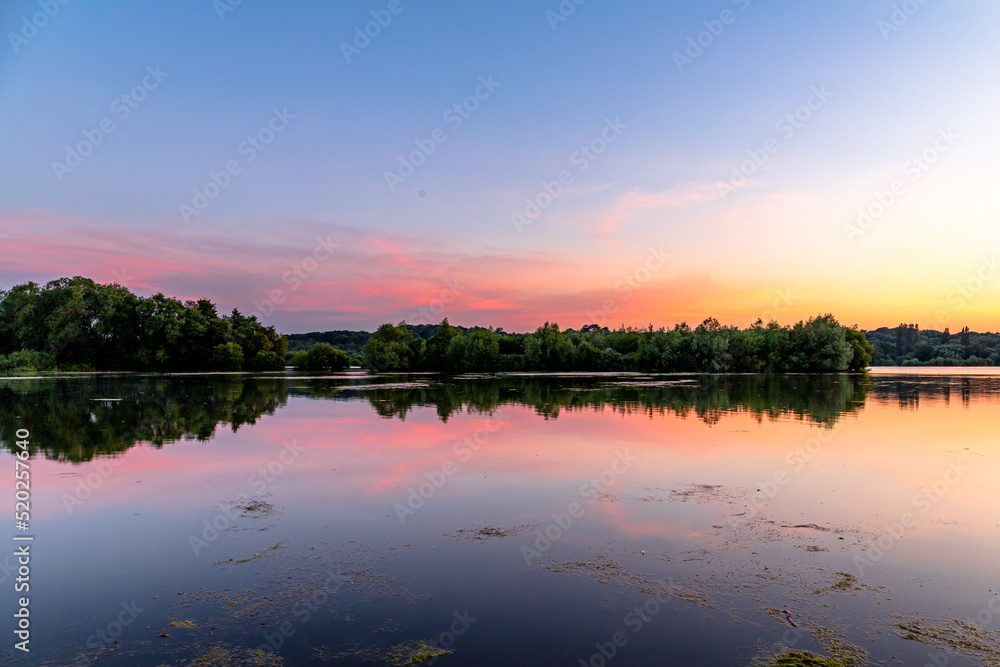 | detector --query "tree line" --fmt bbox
[357,316,873,373]
[0,277,878,374]
[0,277,287,372]
[866,324,1000,366]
